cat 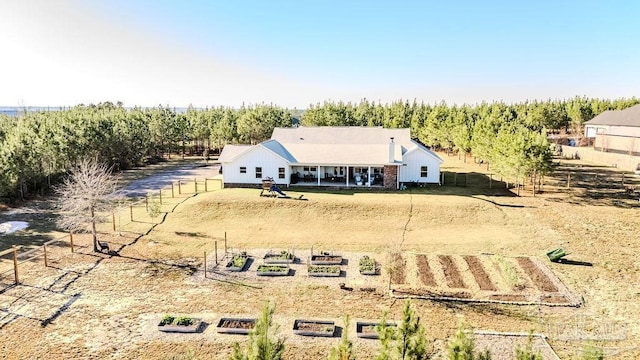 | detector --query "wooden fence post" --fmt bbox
[567,173,571,188]
[195,178,198,193]
[171,184,175,198]
[178,181,182,195]
[43,244,48,267]
[112,213,116,231]
[70,232,74,253]
[205,179,208,192]
[130,205,133,222]
[13,247,19,284]
[159,189,162,205]
[215,241,218,265]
